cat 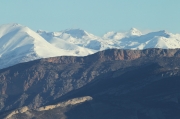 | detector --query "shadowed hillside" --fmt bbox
[1,49,180,119]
